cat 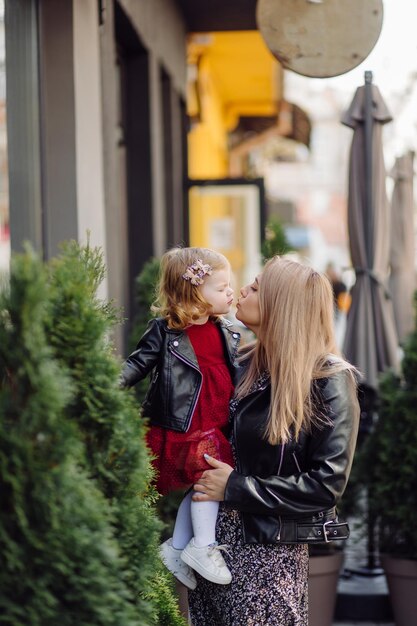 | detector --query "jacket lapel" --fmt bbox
[169,331,199,368]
